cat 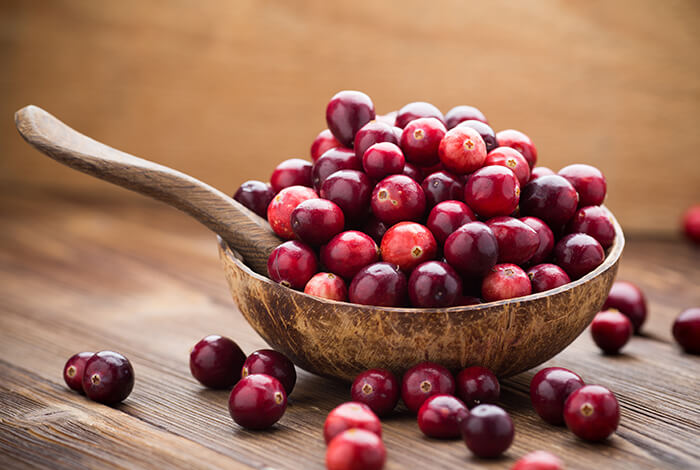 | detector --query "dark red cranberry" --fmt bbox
[482,263,532,302]
[427,200,477,244]
[460,404,514,458]
[456,366,500,409]
[402,162,424,183]
[683,205,700,244]
[349,262,408,307]
[512,451,564,470]
[464,166,520,218]
[291,198,345,246]
[268,240,318,289]
[380,222,438,272]
[324,402,382,444]
[312,147,361,190]
[189,335,246,389]
[310,129,342,162]
[456,120,497,152]
[484,147,531,186]
[362,142,405,180]
[270,158,312,193]
[355,121,400,161]
[520,175,579,227]
[321,230,379,280]
[529,166,555,181]
[421,171,464,208]
[326,429,386,470]
[563,385,619,441]
[445,105,488,128]
[326,90,375,147]
[63,351,93,393]
[82,351,134,404]
[408,261,463,308]
[320,170,372,224]
[496,129,537,168]
[439,126,487,175]
[351,369,400,417]
[400,117,446,167]
[233,180,275,218]
[304,272,348,301]
[527,264,571,293]
[228,374,287,429]
[485,216,539,265]
[602,281,647,333]
[395,101,445,128]
[267,185,318,239]
[242,349,297,395]
[371,174,426,225]
[520,216,555,265]
[553,233,604,280]
[443,222,499,278]
[362,216,389,245]
[401,361,455,413]
[673,308,700,354]
[559,164,607,207]
[530,367,585,425]
[376,111,397,126]
[590,310,633,354]
[418,394,469,439]
[419,161,445,178]
[567,206,615,248]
